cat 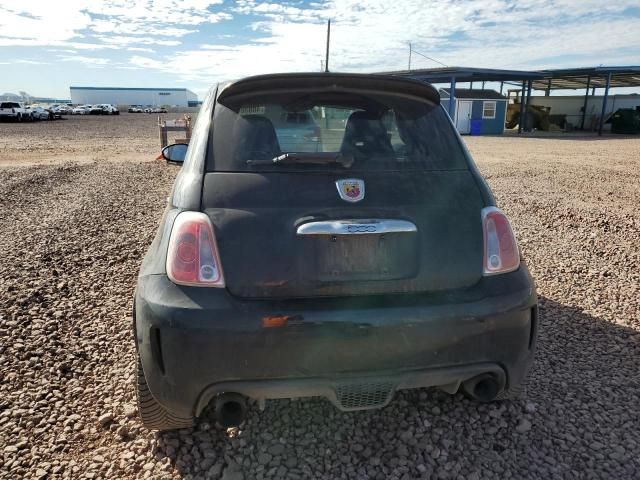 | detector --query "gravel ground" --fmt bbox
[0,116,639,479]
[0,113,191,167]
